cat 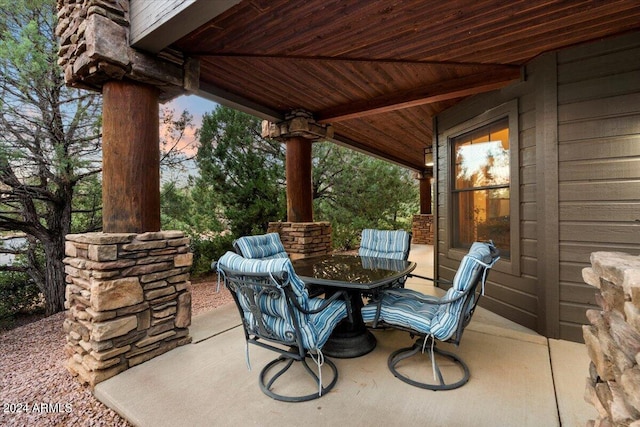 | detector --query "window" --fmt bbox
[452,118,511,259]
